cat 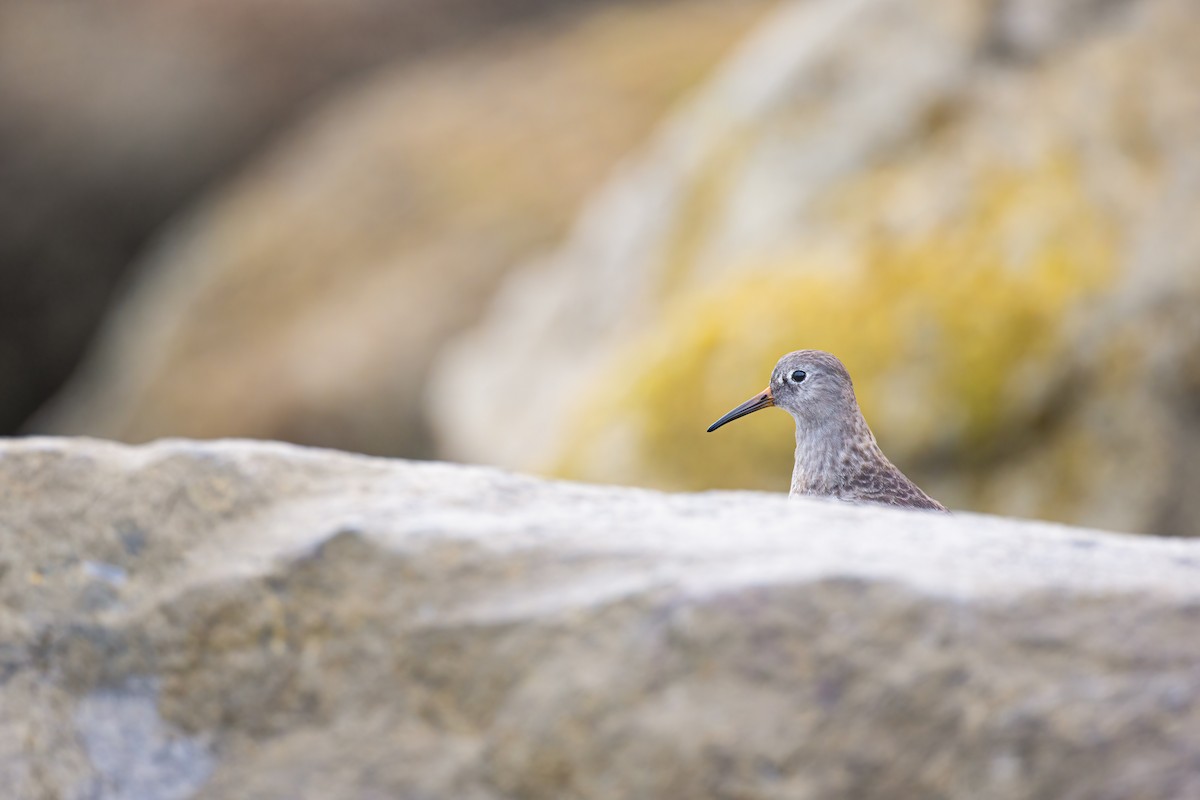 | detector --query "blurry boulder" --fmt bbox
[31,0,775,456]
[0,0,702,436]
[430,0,1200,536]
[3,437,1200,798]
